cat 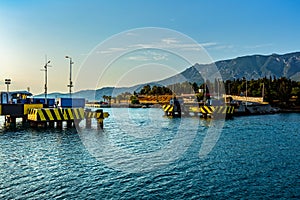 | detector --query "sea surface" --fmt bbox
[0,108,299,199]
